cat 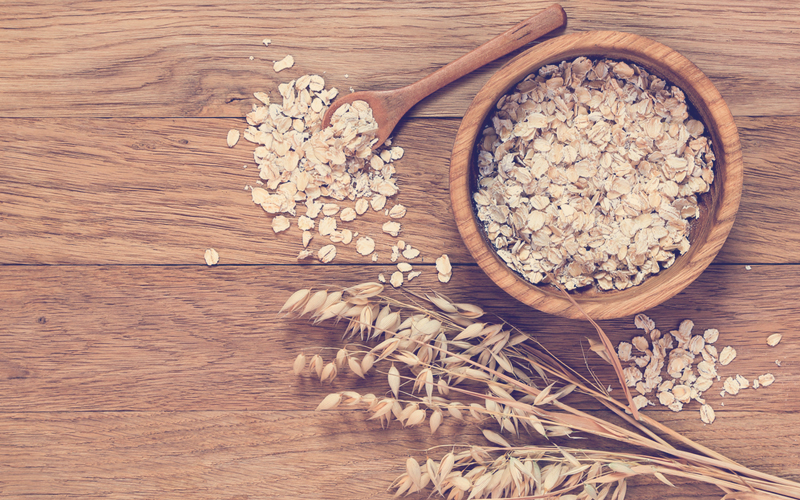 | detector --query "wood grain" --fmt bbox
[2,1,800,498]
[1,116,798,265]
[1,265,795,412]
[0,410,796,500]
[0,1,798,118]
